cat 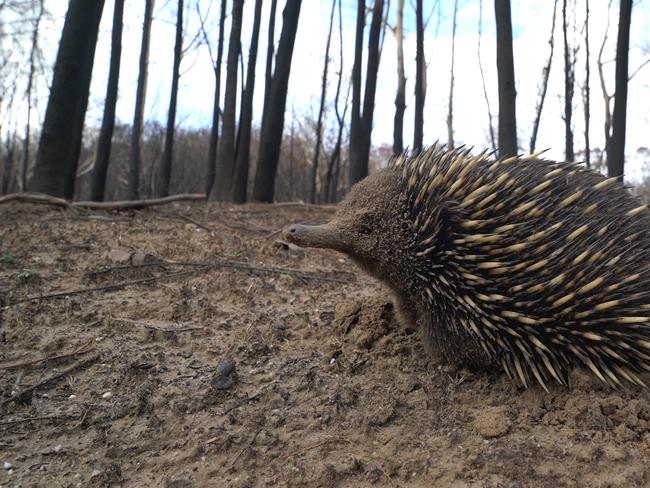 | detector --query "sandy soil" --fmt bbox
[1,201,650,488]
